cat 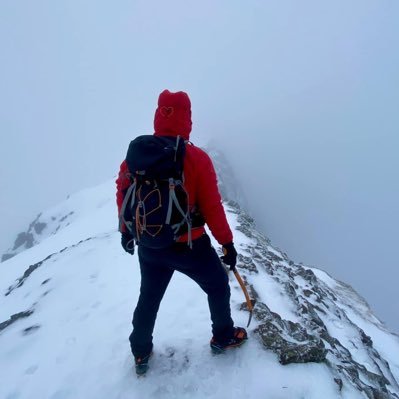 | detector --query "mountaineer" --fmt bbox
[116,90,247,375]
